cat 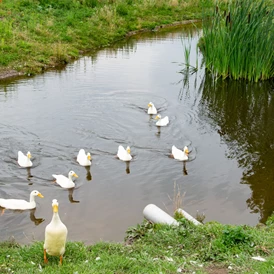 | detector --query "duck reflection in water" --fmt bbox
[149,114,154,121]
[29,208,45,226]
[68,188,80,203]
[126,161,130,174]
[0,208,45,226]
[183,161,188,175]
[85,166,92,181]
[156,126,161,137]
[27,167,33,184]
[167,155,188,175]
